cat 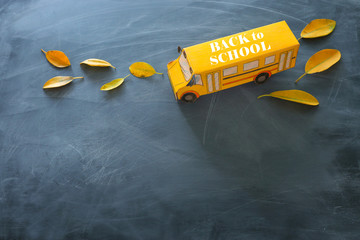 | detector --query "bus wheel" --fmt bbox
[255,73,270,84]
[182,93,197,103]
